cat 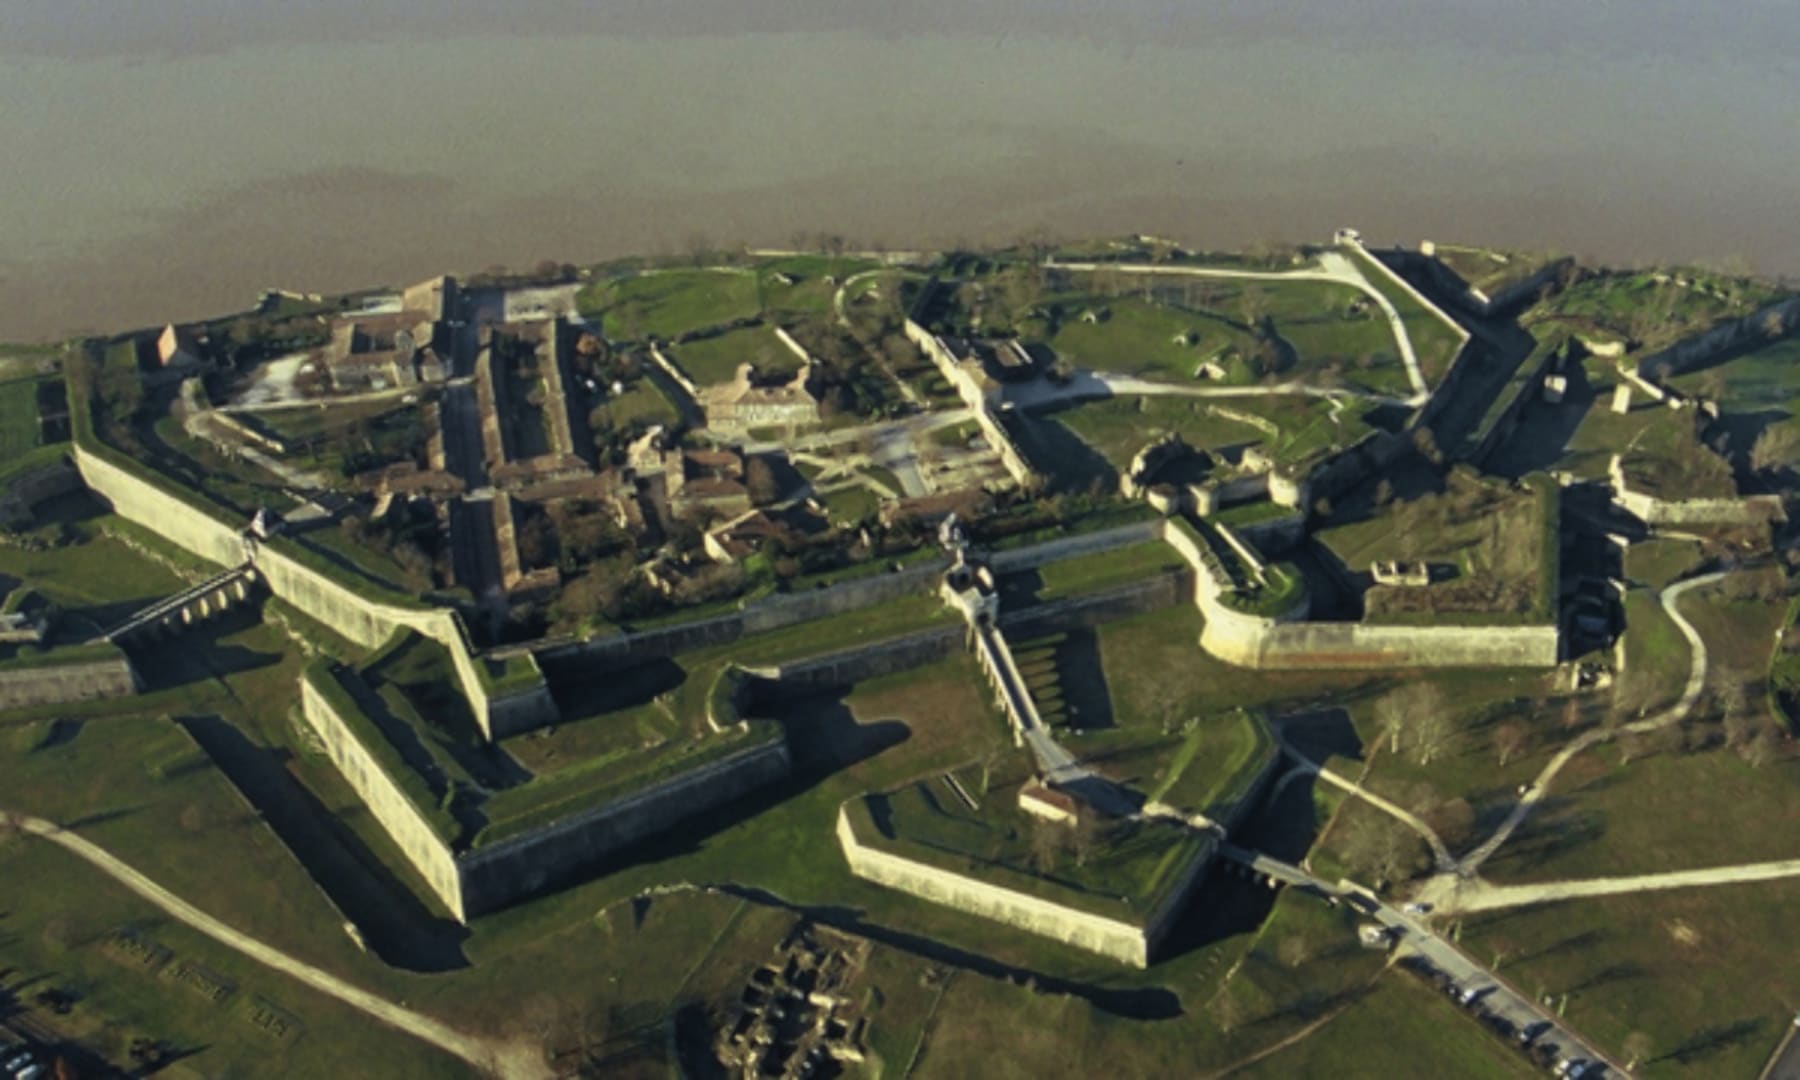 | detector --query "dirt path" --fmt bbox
[2,810,547,1080]
[1045,248,1436,402]
[1272,729,1456,871]
[1454,571,1721,877]
[1439,857,1800,914]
